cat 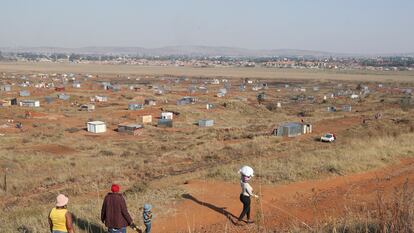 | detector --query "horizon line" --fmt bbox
[0,45,413,56]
